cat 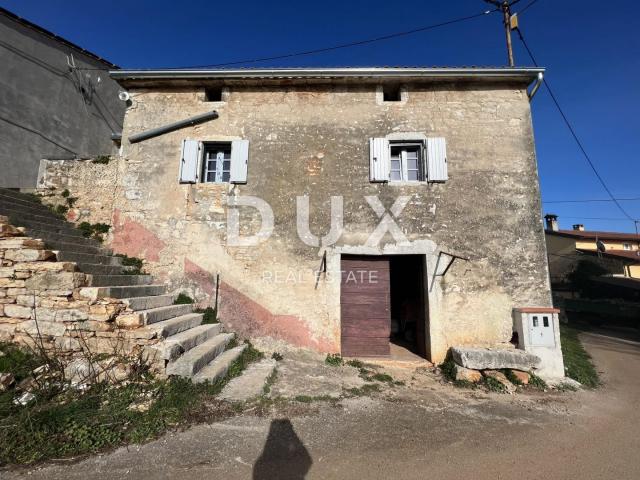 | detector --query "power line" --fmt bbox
[515,27,638,223]
[78,8,500,72]
[516,0,542,15]
[543,197,640,204]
